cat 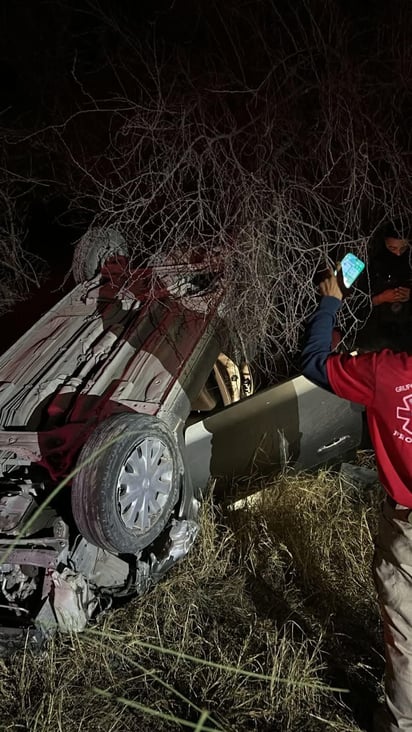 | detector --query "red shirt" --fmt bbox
[327,349,412,506]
